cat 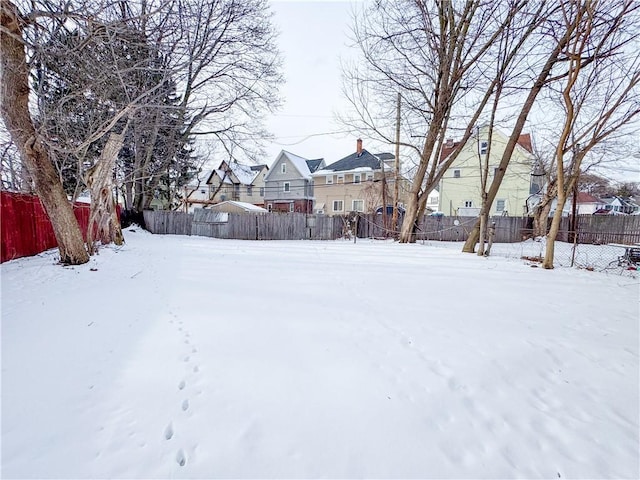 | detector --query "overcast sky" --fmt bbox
[262,0,378,166]
[258,0,638,184]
